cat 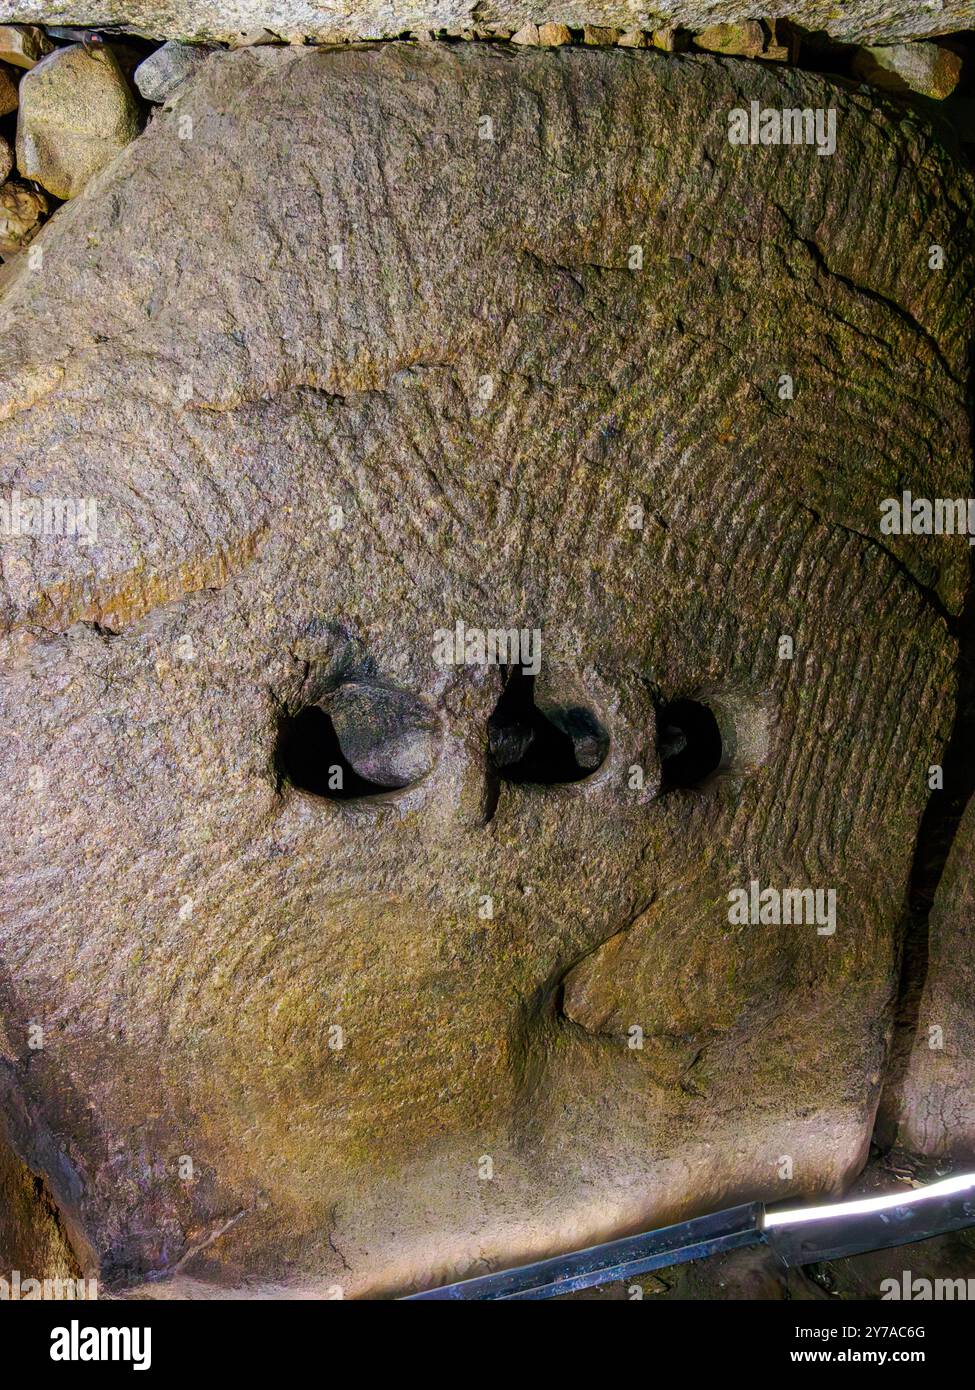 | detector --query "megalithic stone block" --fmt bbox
[0,3,971,43]
[0,42,970,1297]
